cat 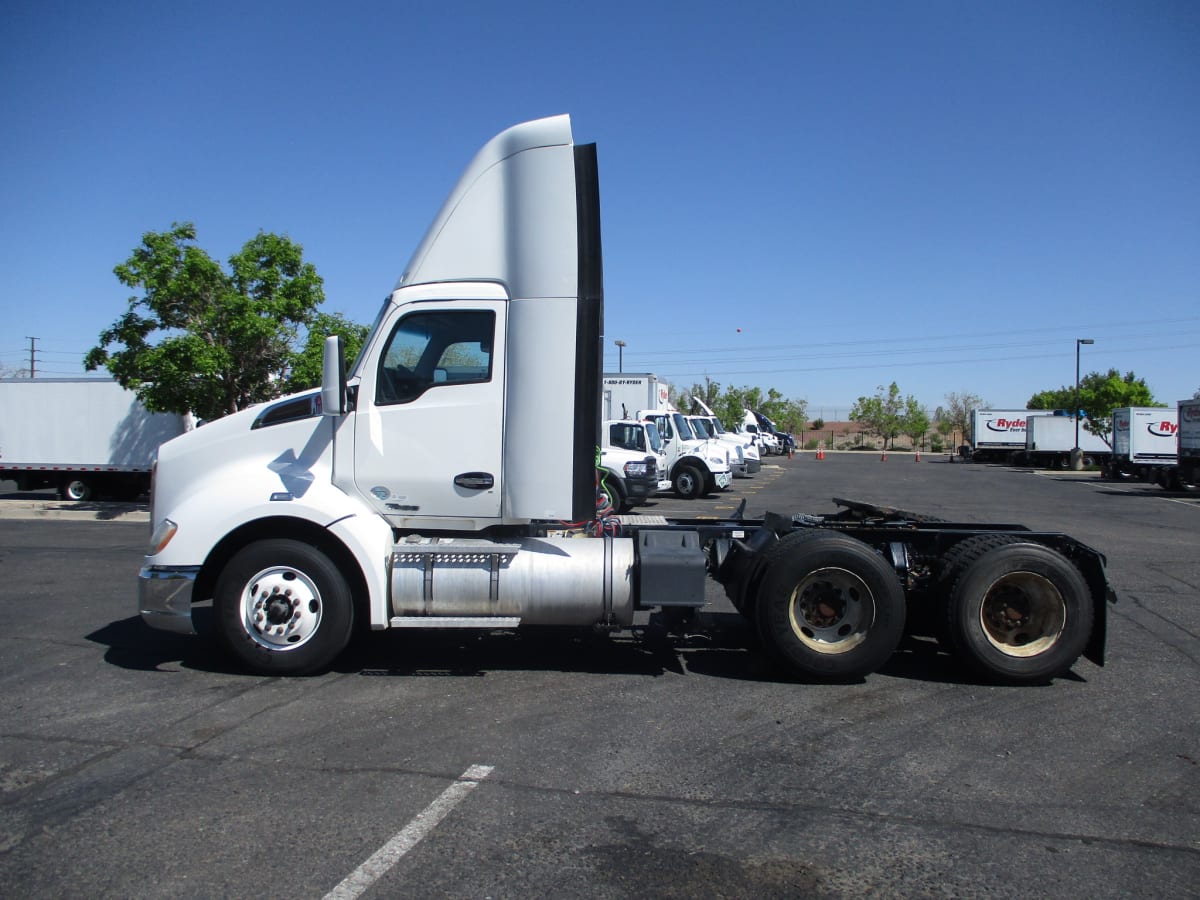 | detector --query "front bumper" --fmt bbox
[138,566,200,634]
[624,473,658,502]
